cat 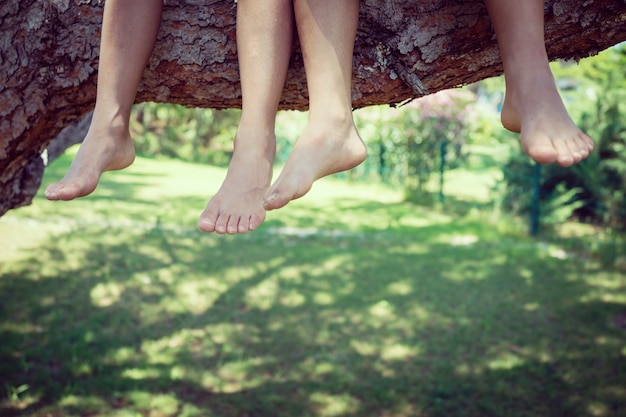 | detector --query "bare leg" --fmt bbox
[484,0,593,167]
[198,0,294,234]
[45,0,162,200]
[263,0,367,210]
